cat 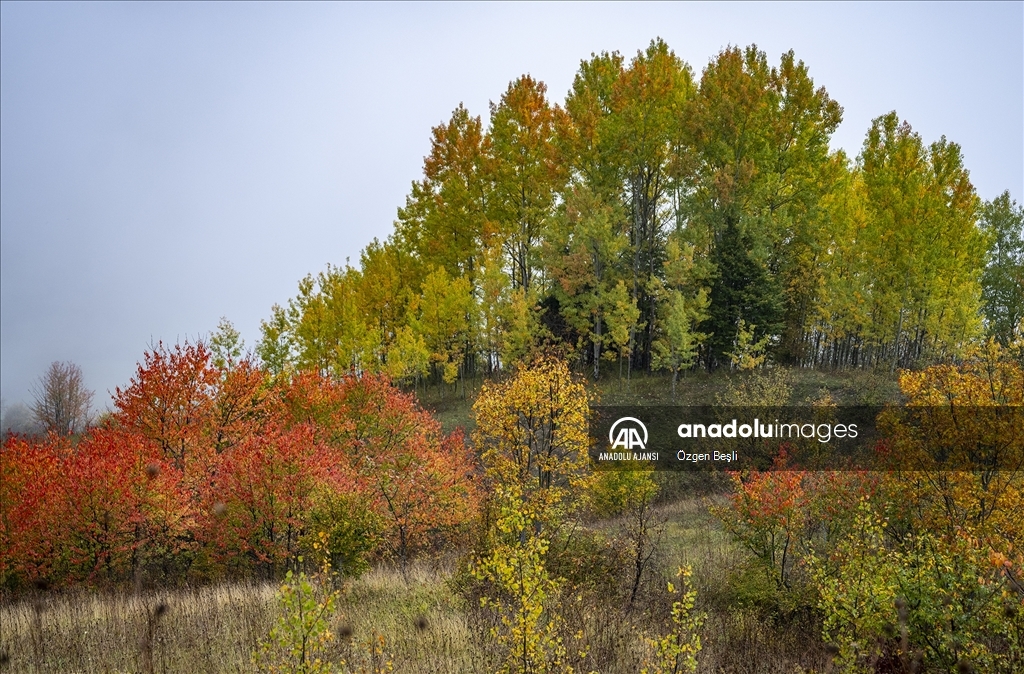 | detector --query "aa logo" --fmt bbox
[609,417,648,450]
